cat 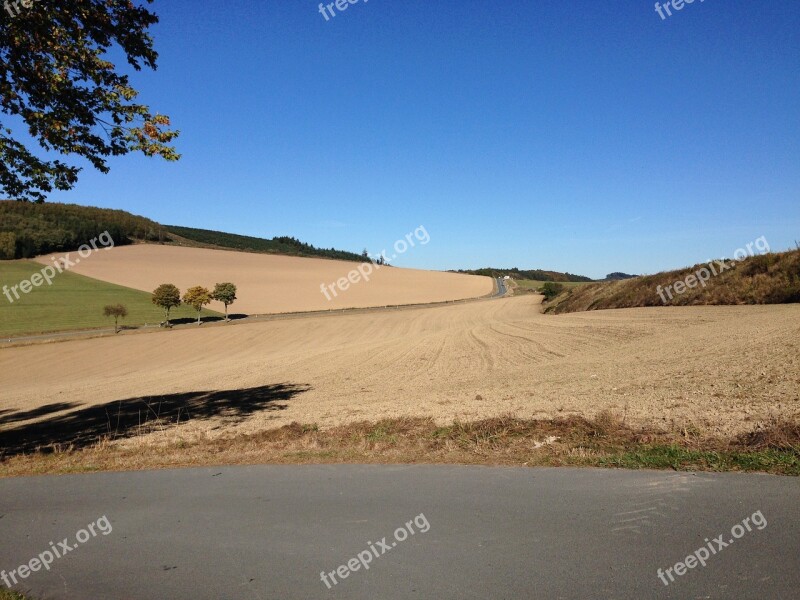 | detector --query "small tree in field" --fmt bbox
[152,284,181,325]
[183,286,211,325]
[103,304,128,333]
[211,282,237,321]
